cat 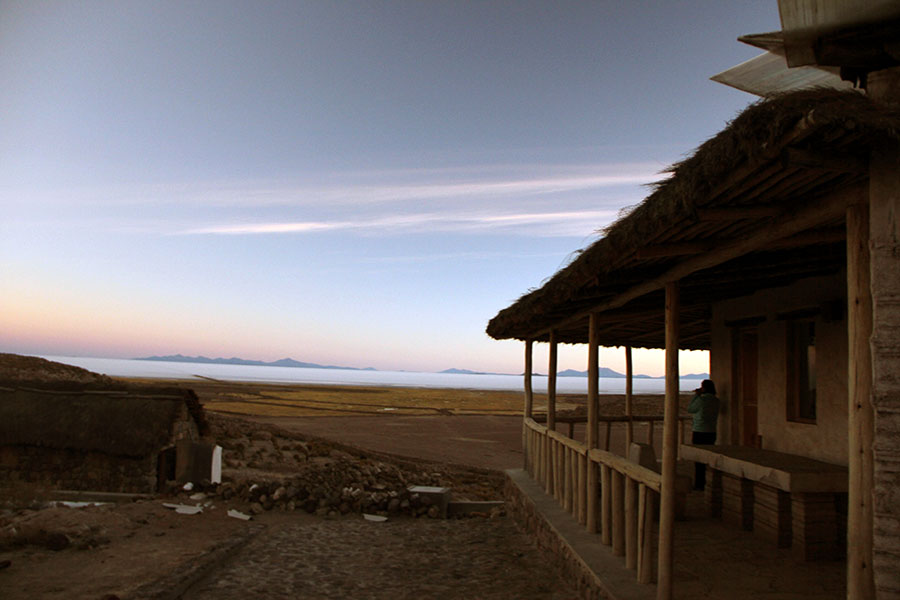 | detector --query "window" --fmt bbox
[787,320,816,423]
